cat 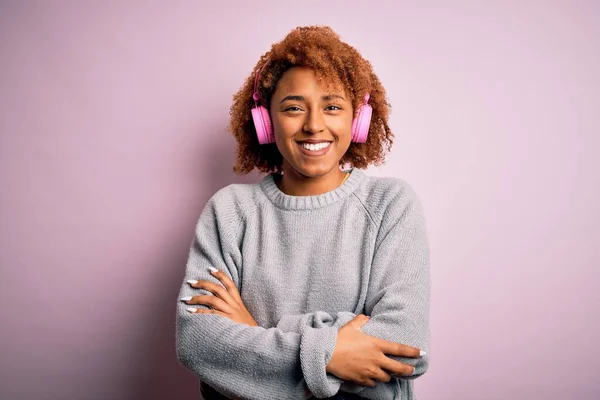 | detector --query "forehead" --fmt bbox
[273,66,346,96]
